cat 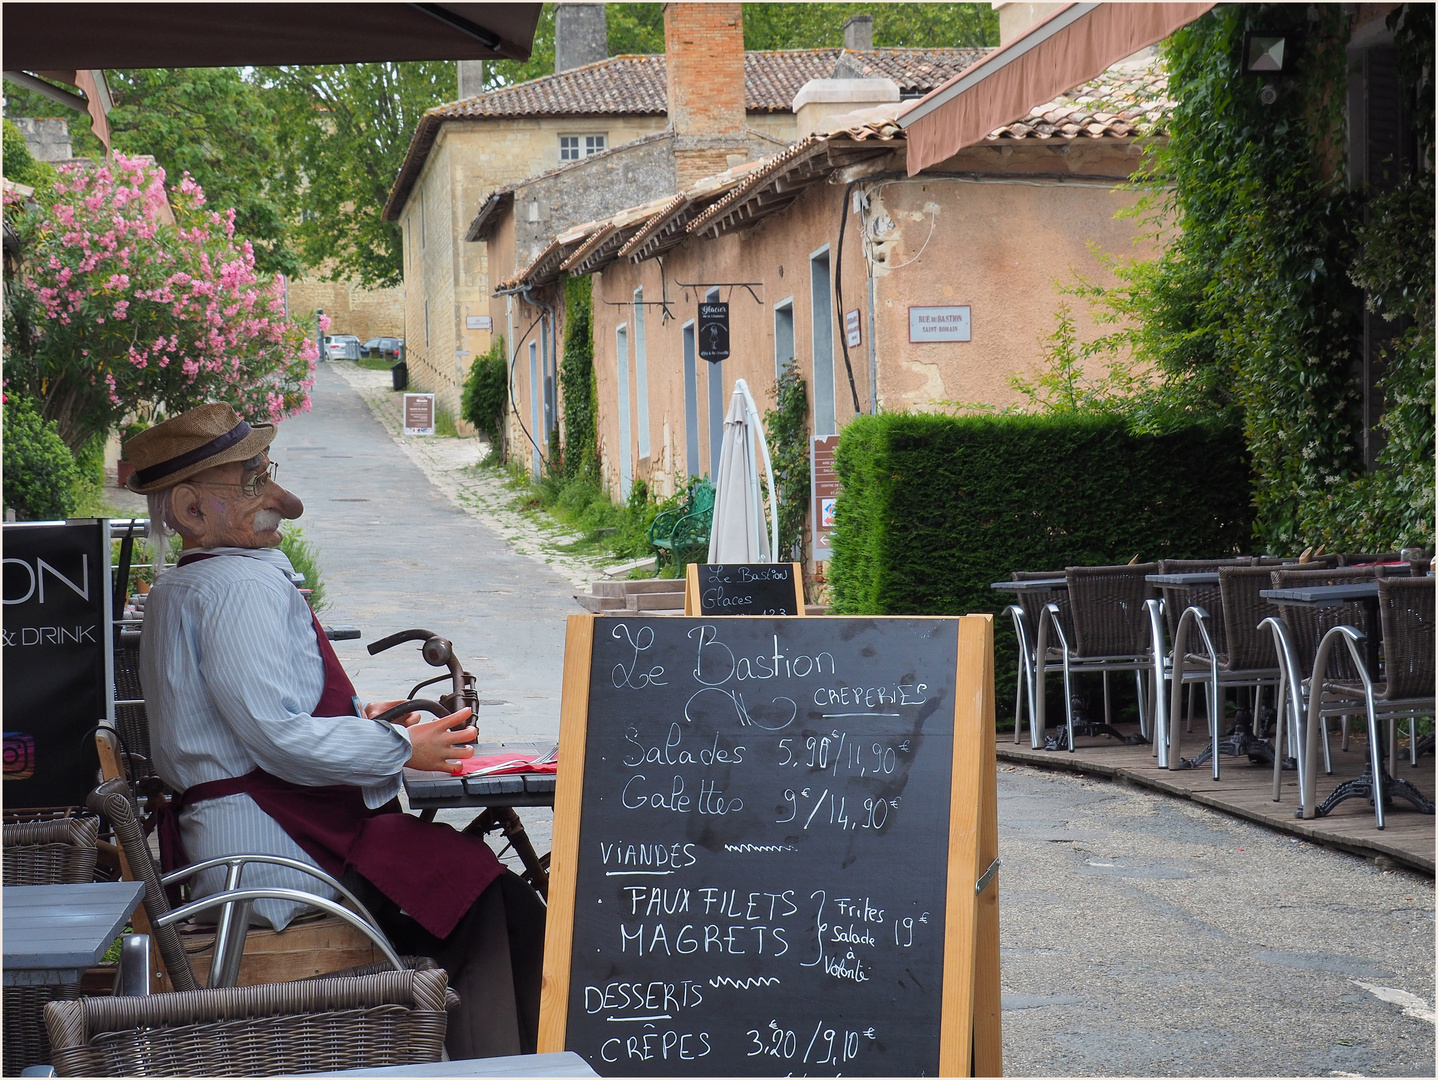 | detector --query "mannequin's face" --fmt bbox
[169,455,304,549]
